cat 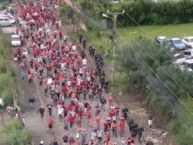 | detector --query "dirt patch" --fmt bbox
[113,86,178,145]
